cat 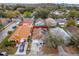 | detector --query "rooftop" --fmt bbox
[9,20,33,41]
